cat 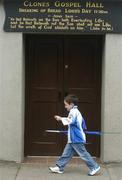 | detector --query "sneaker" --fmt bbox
[49,166,64,174]
[88,166,100,176]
